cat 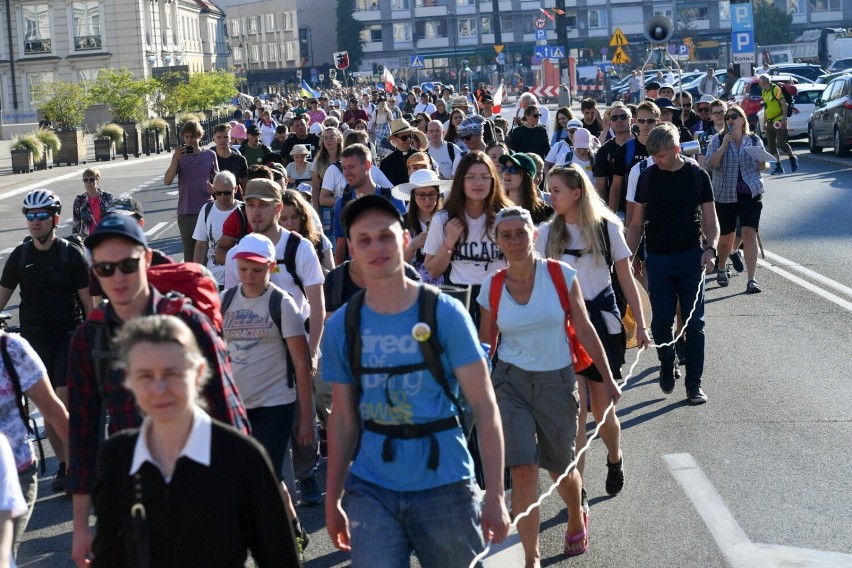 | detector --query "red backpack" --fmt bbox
[488,259,593,373]
[148,262,224,333]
